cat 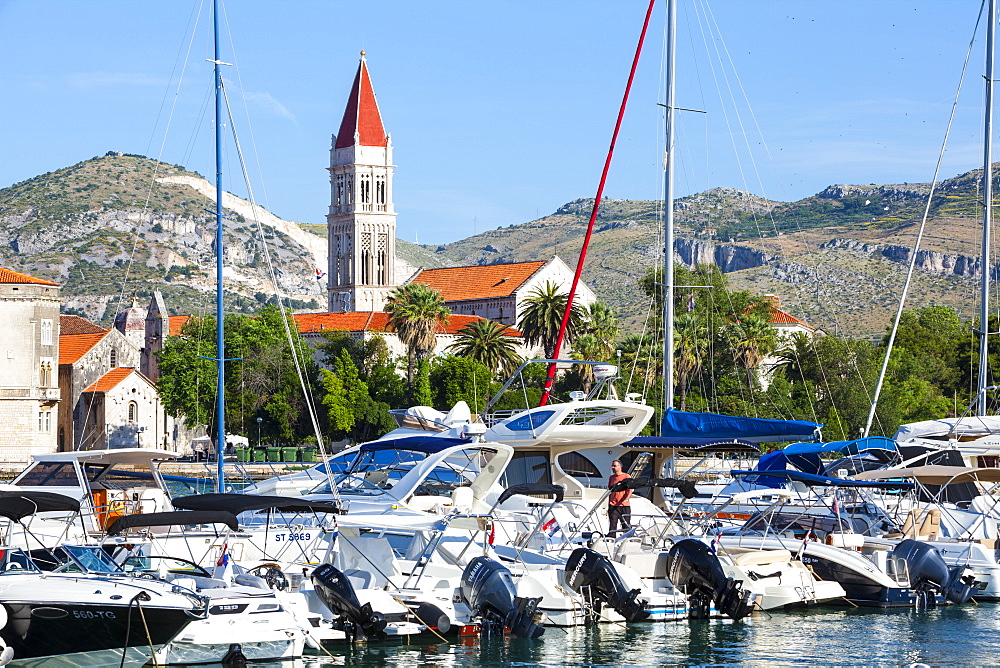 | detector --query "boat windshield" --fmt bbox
[0,548,41,574]
[54,545,124,575]
[309,447,490,497]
